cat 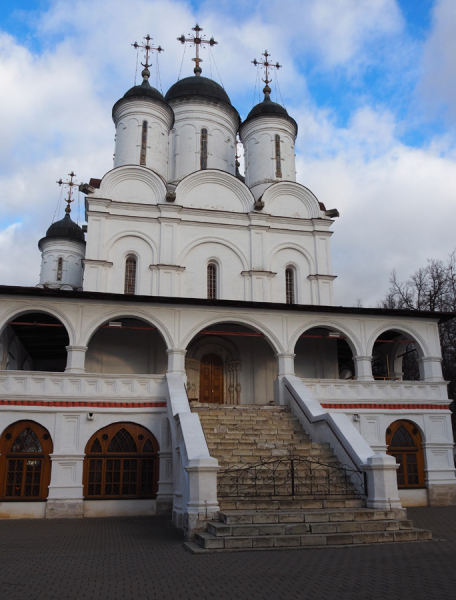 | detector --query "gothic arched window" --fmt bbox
[200,128,208,170]
[0,421,53,500]
[285,267,295,304]
[207,263,217,299]
[56,257,63,281]
[84,423,159,499]
[275,134,282,178]
[386,421,425,488]
[124,256,137,295]
[140,120,148,166]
